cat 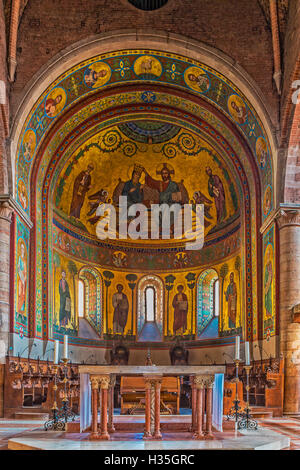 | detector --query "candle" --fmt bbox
[235,336,240,360]
[53,339,59,364]
[63,335,68,359]
[245,341,250,365]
